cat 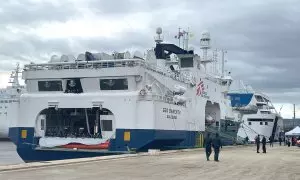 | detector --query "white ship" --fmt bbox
[9,28,240,162]
[0,64,25,139]
[228,81,283,142]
